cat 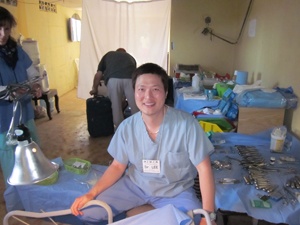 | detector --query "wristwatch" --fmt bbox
[201,211,216,221]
